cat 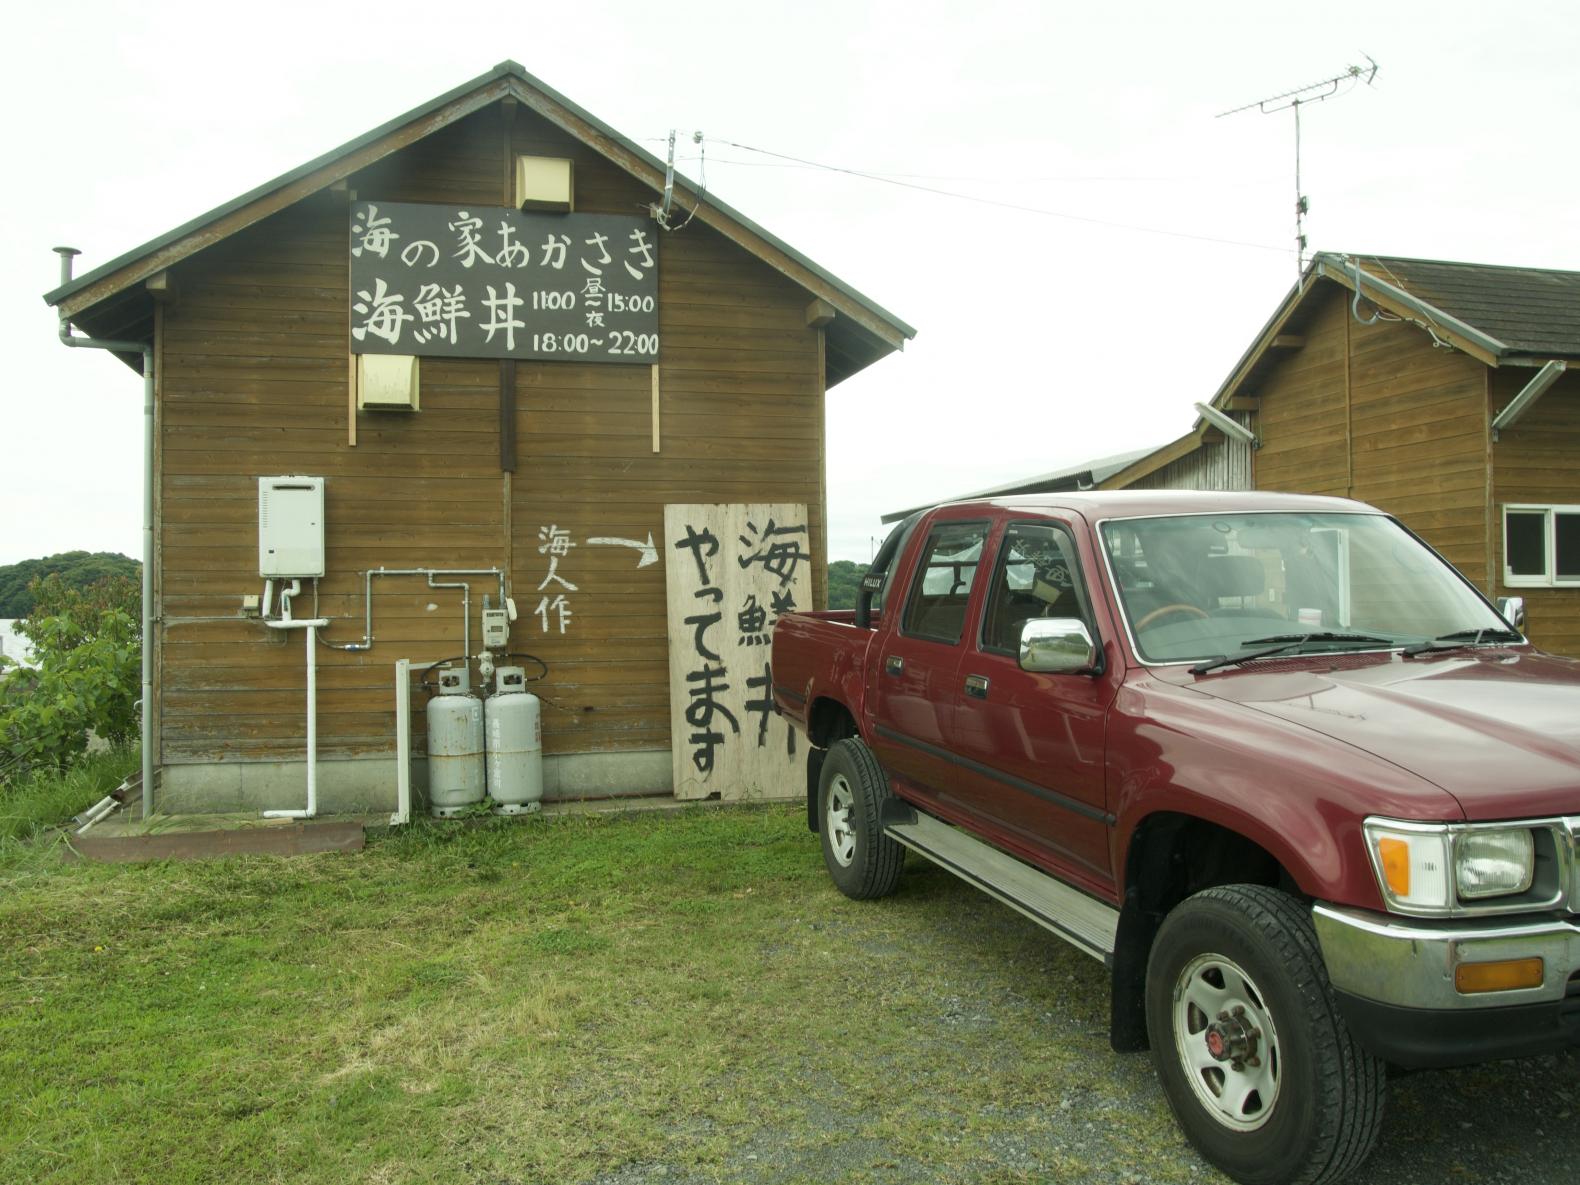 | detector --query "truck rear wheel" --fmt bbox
[817,738,904,900]
[1145,885,1385,1185]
